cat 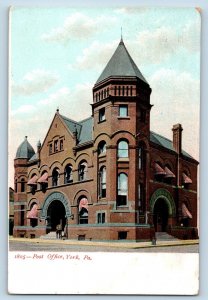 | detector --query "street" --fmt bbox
[9,240,199,253]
